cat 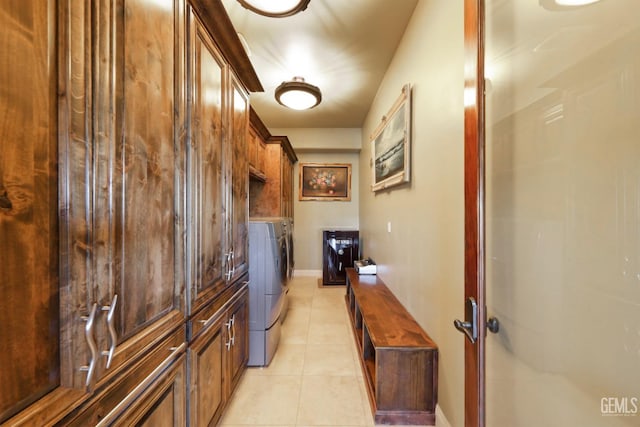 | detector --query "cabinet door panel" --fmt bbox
[228,74,249,282]
[228,287,249,393]
[114,0,178,340]
[189,316,226,427]
[187,11,227,313]
[0,0,59,421]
